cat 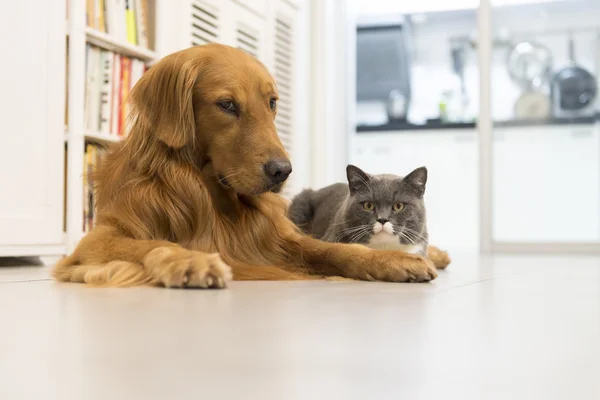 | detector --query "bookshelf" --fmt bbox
[85,27,158,61]
[65,0,161,252]
[0,0,305,258]
[61,0,304,254]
